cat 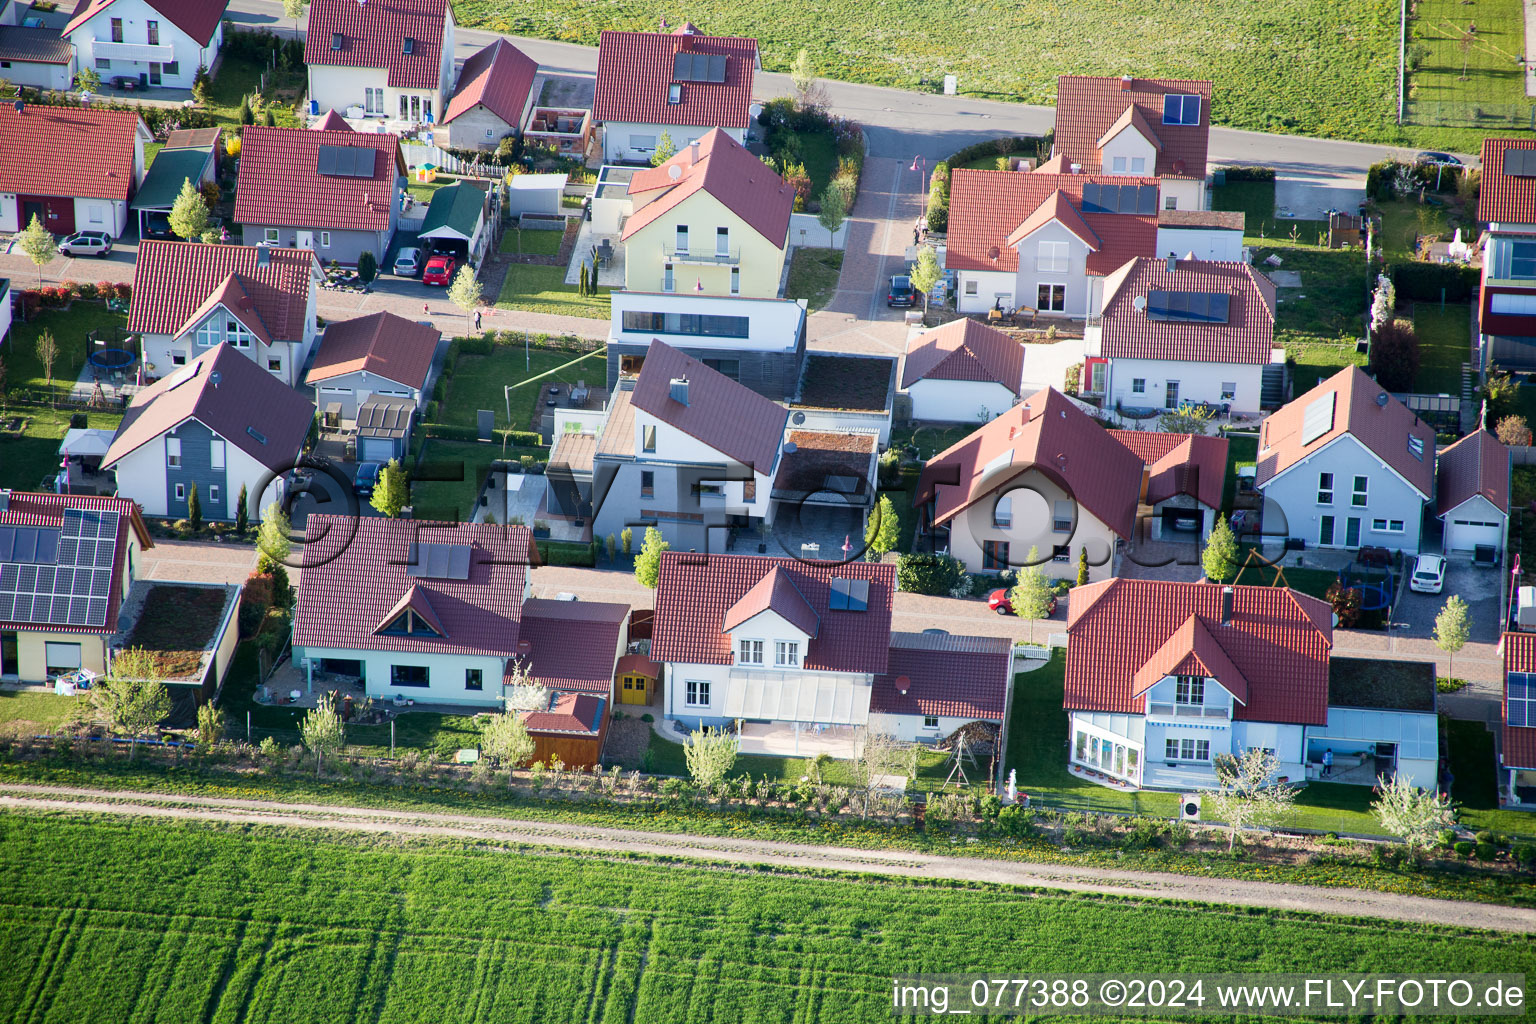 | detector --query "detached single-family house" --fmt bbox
[901,318,1025,423]
[291,516,630,711]
[1107,428,1229,541]
[307,311,438,423]
[417,181,490,267]
[869,632,1014,744]
[1436,428,1511,556]
[620,128,794,298]
[234,125,406,265]
[130,240,322,388]
[1052,75,1212,212]
[65,0,228,91]
[1476,138,1536,371]
[0,104,149,236]
[1084,255,1281,415]
[0,2,74,91]
[304,0,455,126]
[438,37,537,151]
[0,490,152,683]
[102,344,315,522]
[593,25,758,164]
[1255,365,1436,552]
[1501,632,1536,806]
